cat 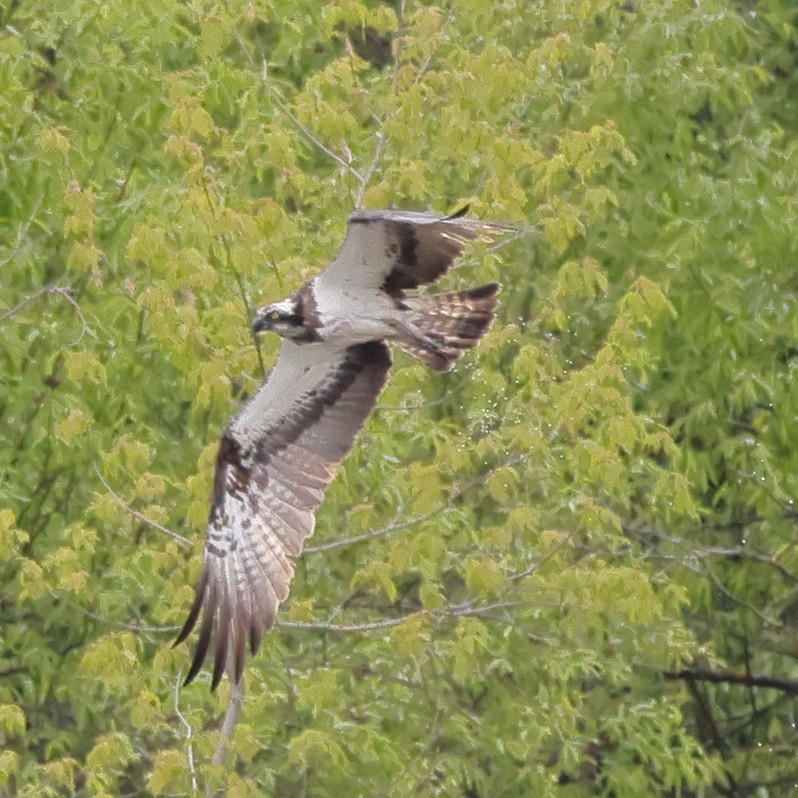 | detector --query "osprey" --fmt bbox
[176,207,506,689]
